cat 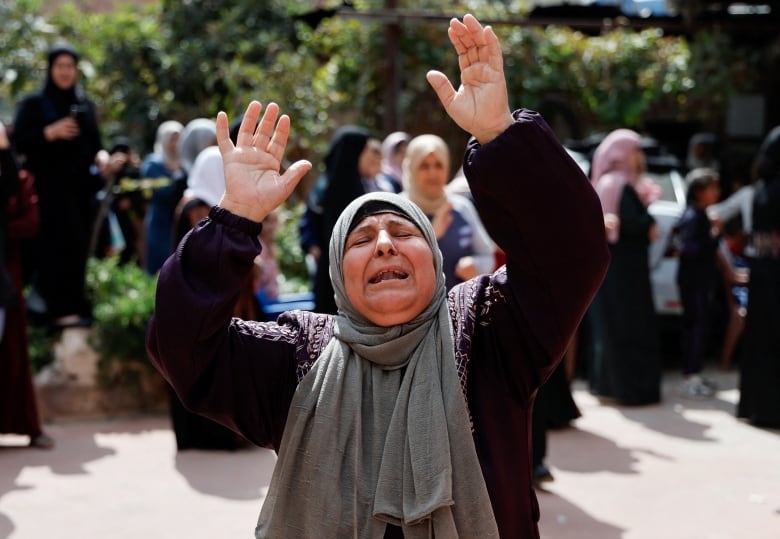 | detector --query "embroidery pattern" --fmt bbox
[290,311,335,383]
